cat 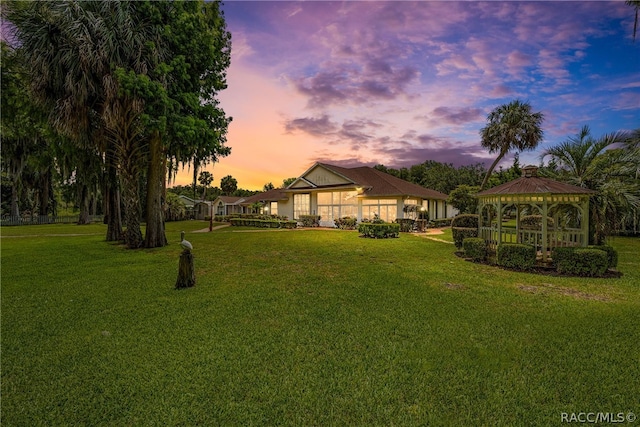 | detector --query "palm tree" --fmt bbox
[627,0,640,41]
[542,126,639,244]
[479,100,544,189]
